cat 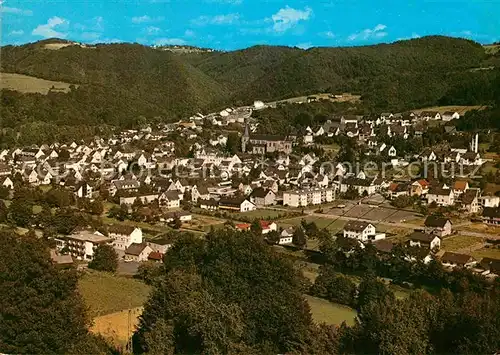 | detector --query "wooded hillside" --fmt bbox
[1,36,498,141]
